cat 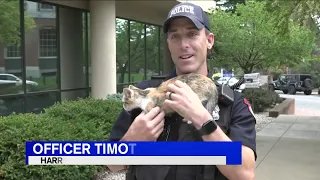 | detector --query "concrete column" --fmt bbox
[90,0,117,99]
[59,7,85,100]
[162,39,174,74]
